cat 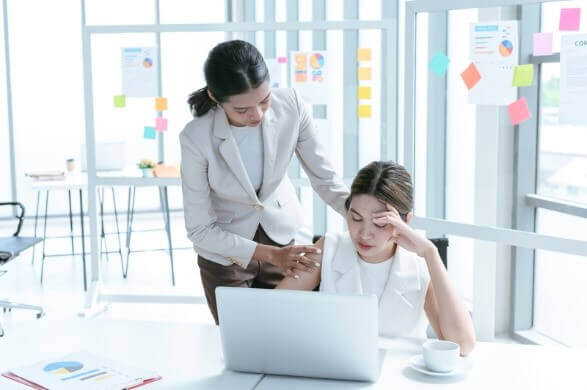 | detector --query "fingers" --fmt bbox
[290,245,322,255]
